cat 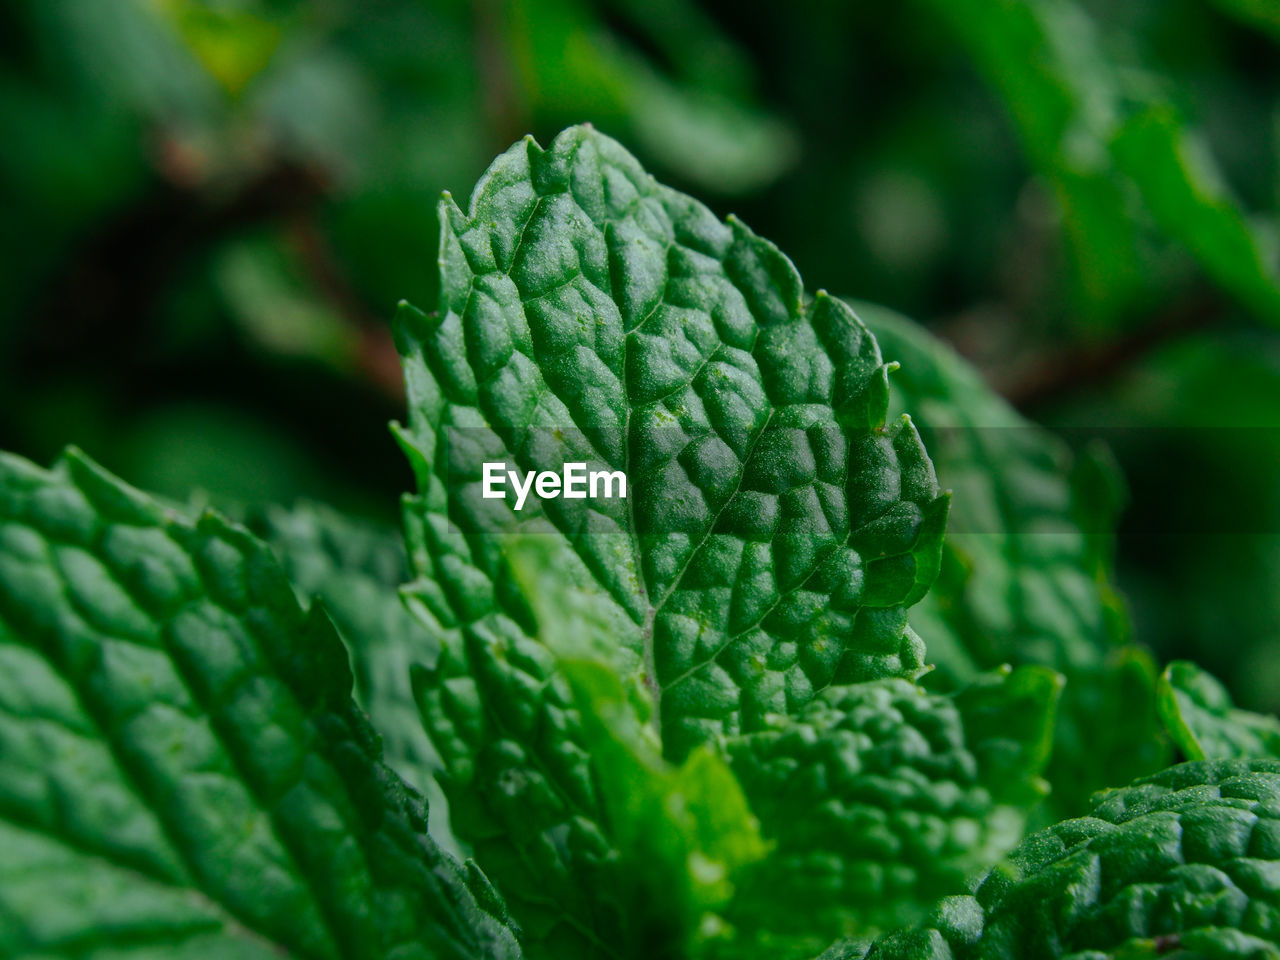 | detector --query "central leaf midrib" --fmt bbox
[445,137,930,759]
[490,169,848,733]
